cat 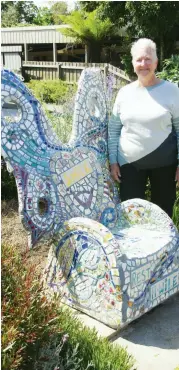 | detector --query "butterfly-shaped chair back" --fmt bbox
[1,68,120,247]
